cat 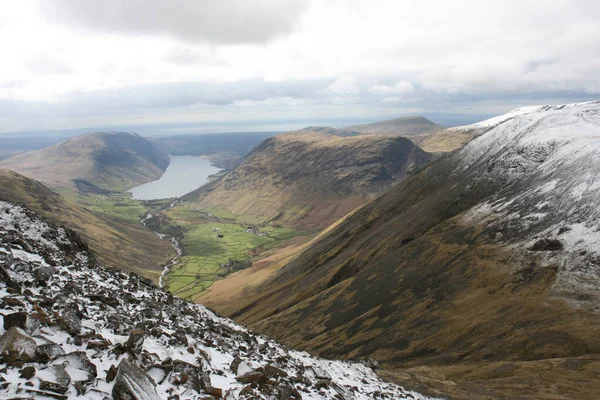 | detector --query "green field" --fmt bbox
[161,209,312,301]
[55,188,147,224]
